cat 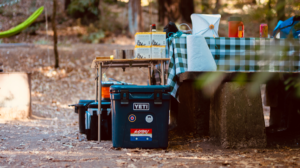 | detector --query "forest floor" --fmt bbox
[0,43,300,168]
